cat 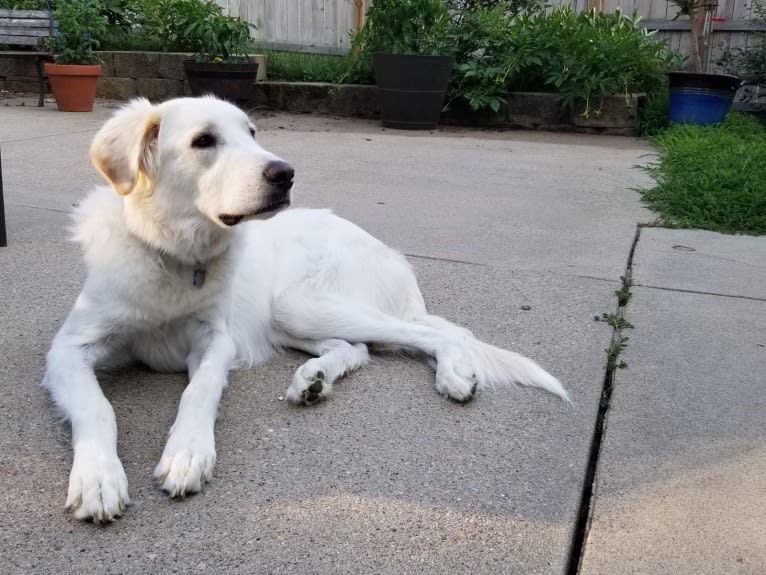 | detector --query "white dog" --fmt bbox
[43,96,569,523]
